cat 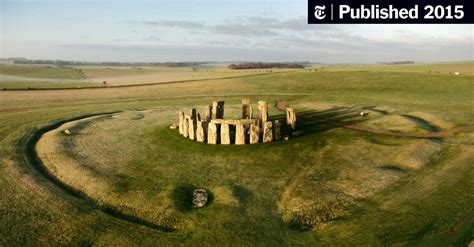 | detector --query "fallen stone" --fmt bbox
[64,129,72,135]
[192,189,208,208]
[170,123,177,129]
